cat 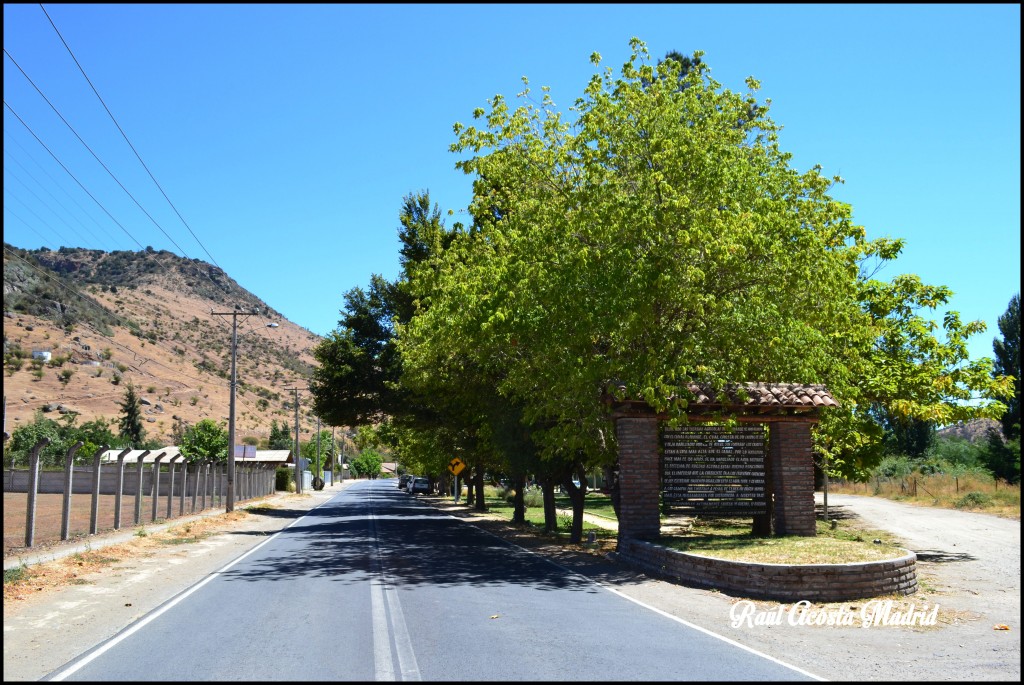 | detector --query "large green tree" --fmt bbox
[179,419,228,463]
[993,293,1020,441]
[400,37,1012,499]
